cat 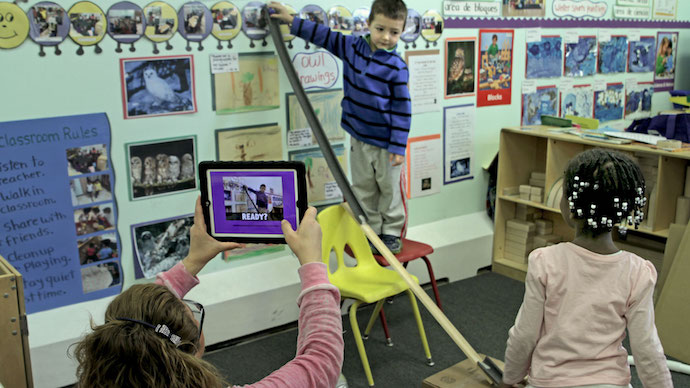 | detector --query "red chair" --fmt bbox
[346,238,442,346]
